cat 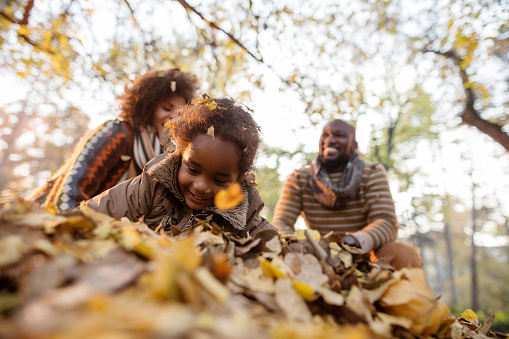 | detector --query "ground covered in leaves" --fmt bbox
[0,199,507,339]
